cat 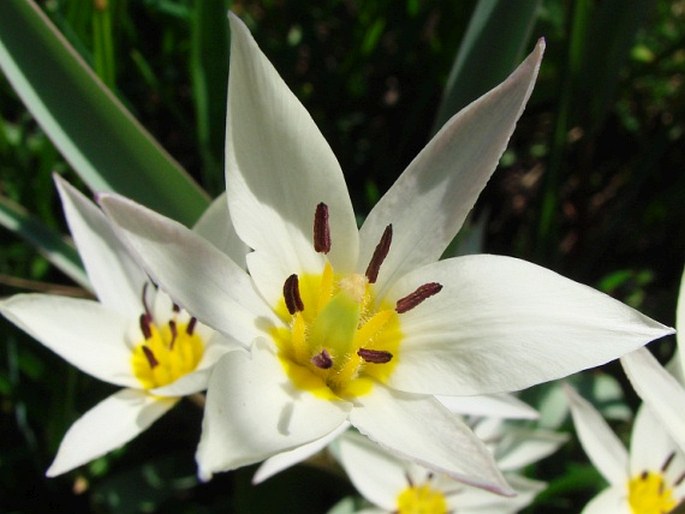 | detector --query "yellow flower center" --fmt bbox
[271,261,402,399]
[131,317,204,389]
[627,471,677,514]
[396,484,448,514]
[269,202,443,400]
